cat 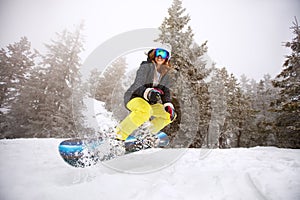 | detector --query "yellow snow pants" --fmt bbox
[116,97,172,140]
